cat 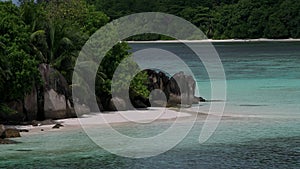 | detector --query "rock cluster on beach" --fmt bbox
[146,70,205,106]
[108,70,205,110]
[1,64,90,122]
[1,66,204,123]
